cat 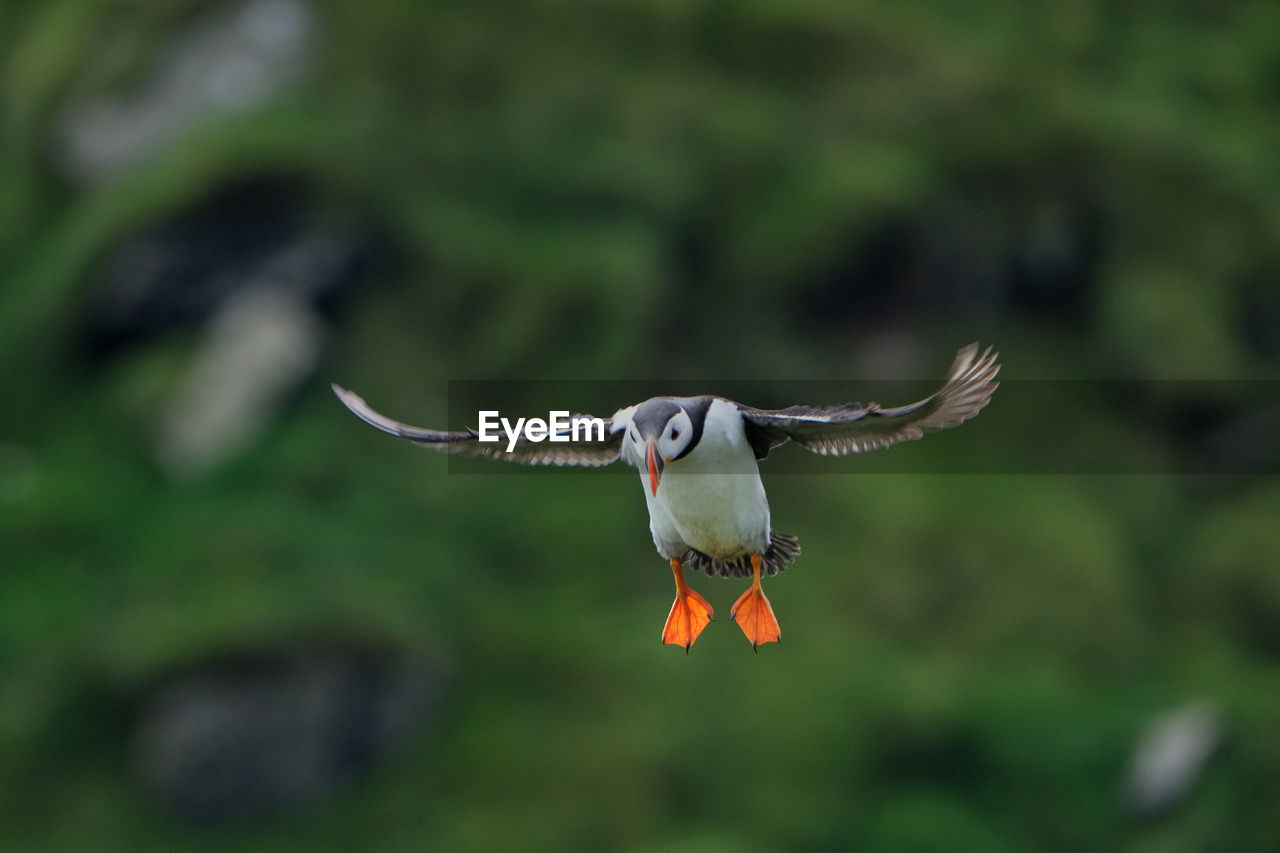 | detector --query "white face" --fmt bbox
[622,406,694,467]
[656,409,694,462]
